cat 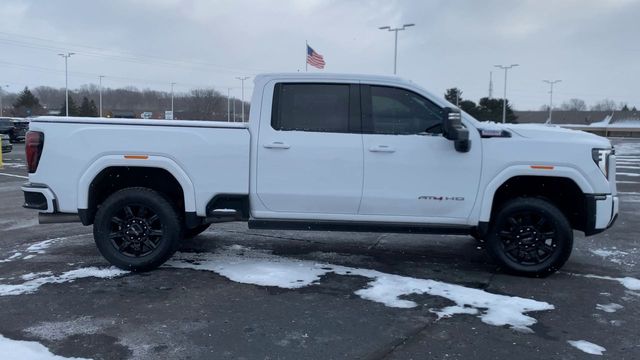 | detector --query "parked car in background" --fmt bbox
[0,117,27,143]
[0,118,13,137]
[1,134,12,153]
[10,118,29,142]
